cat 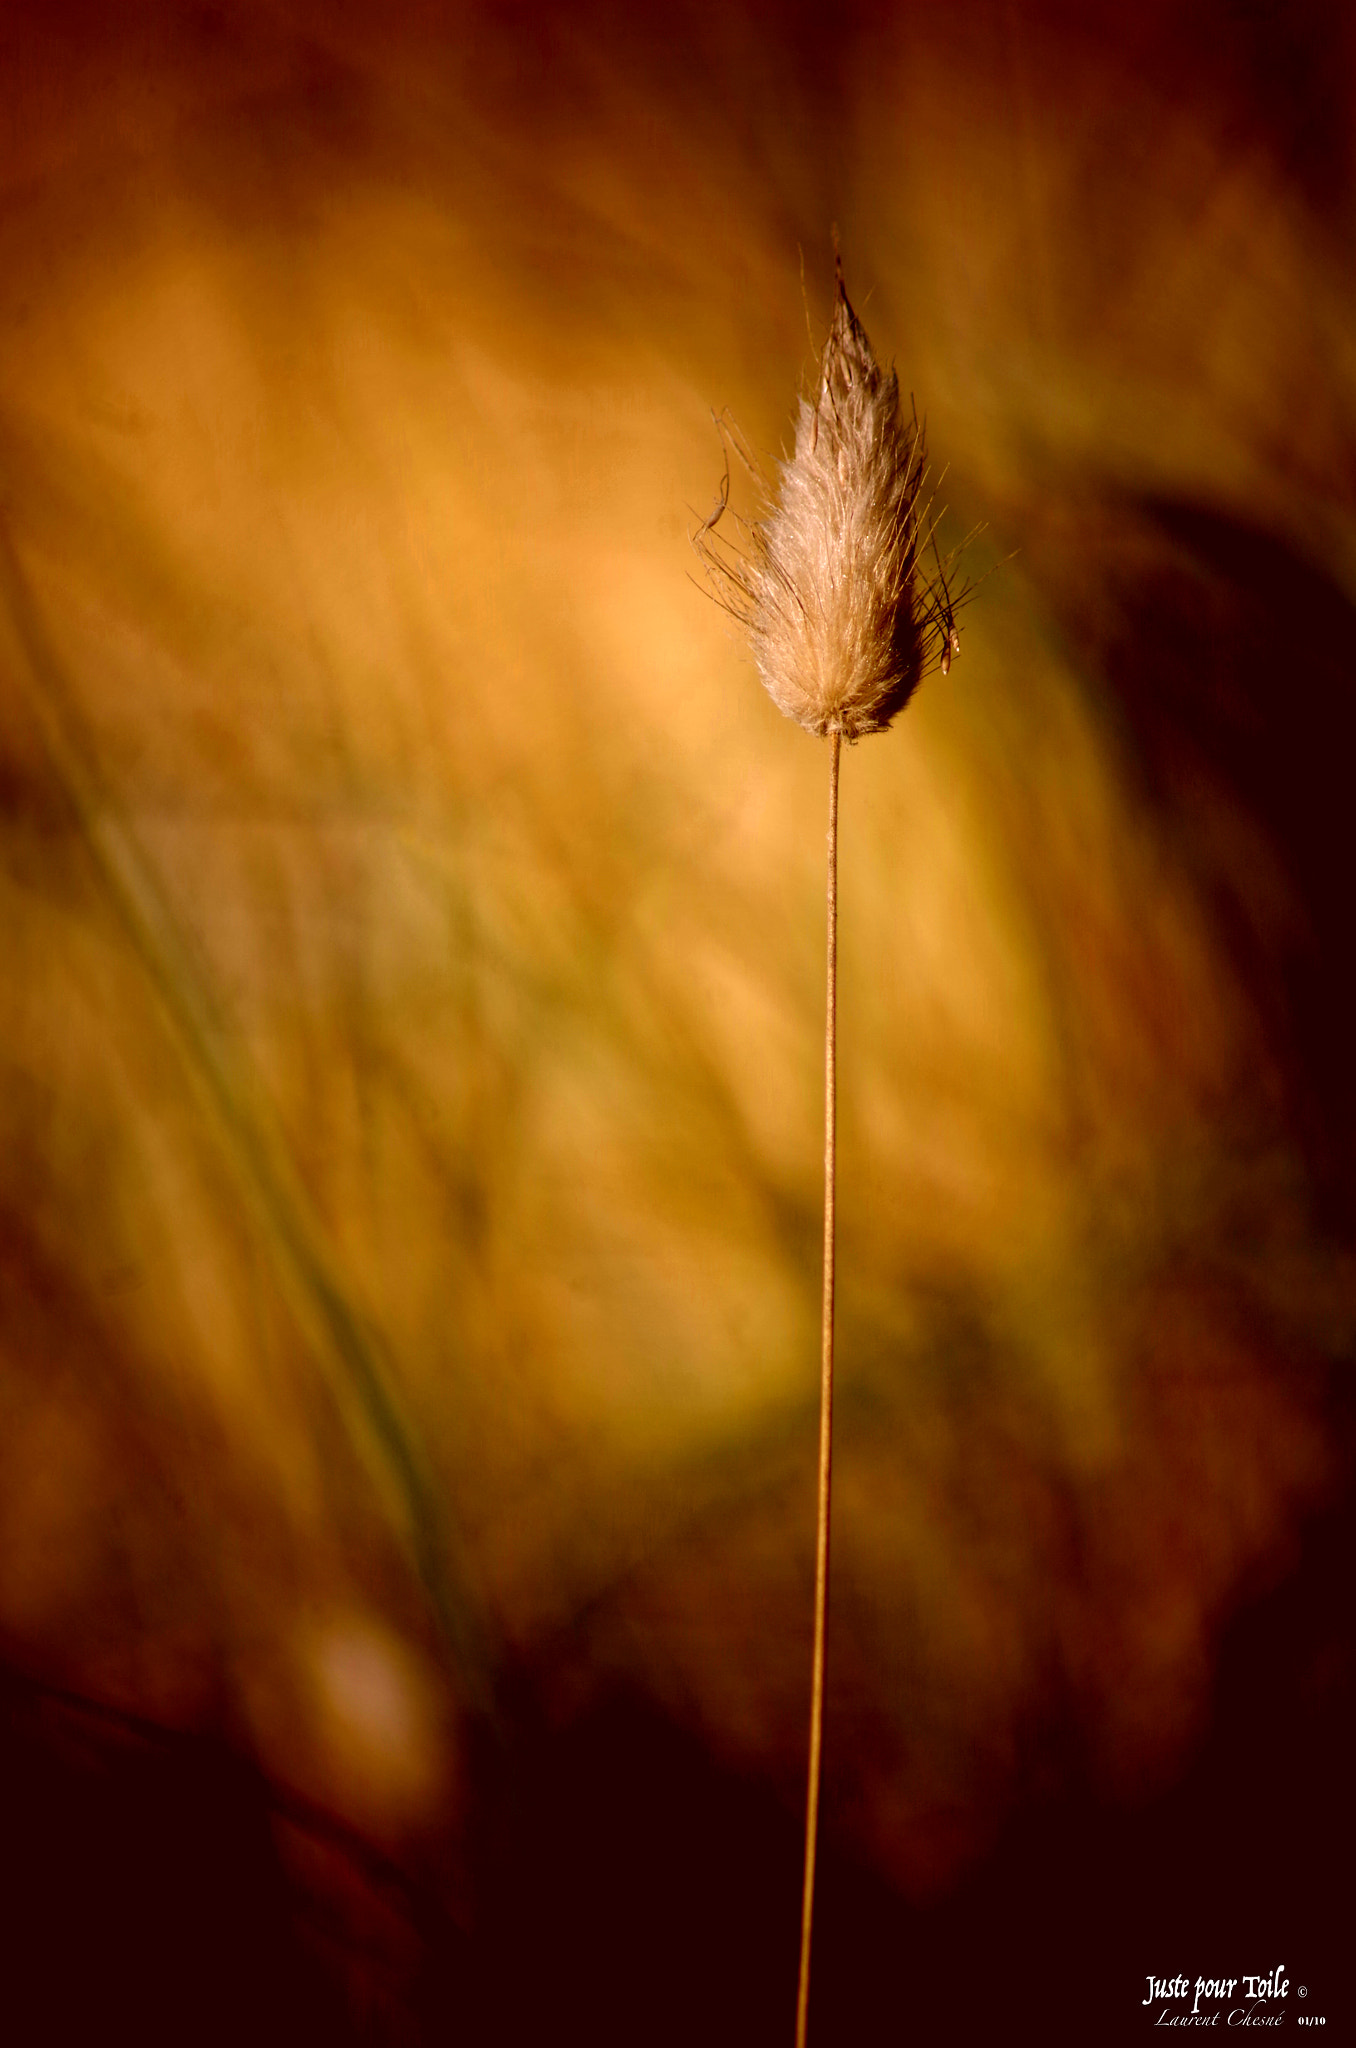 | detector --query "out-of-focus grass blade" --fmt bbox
[0,516,491,1713]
